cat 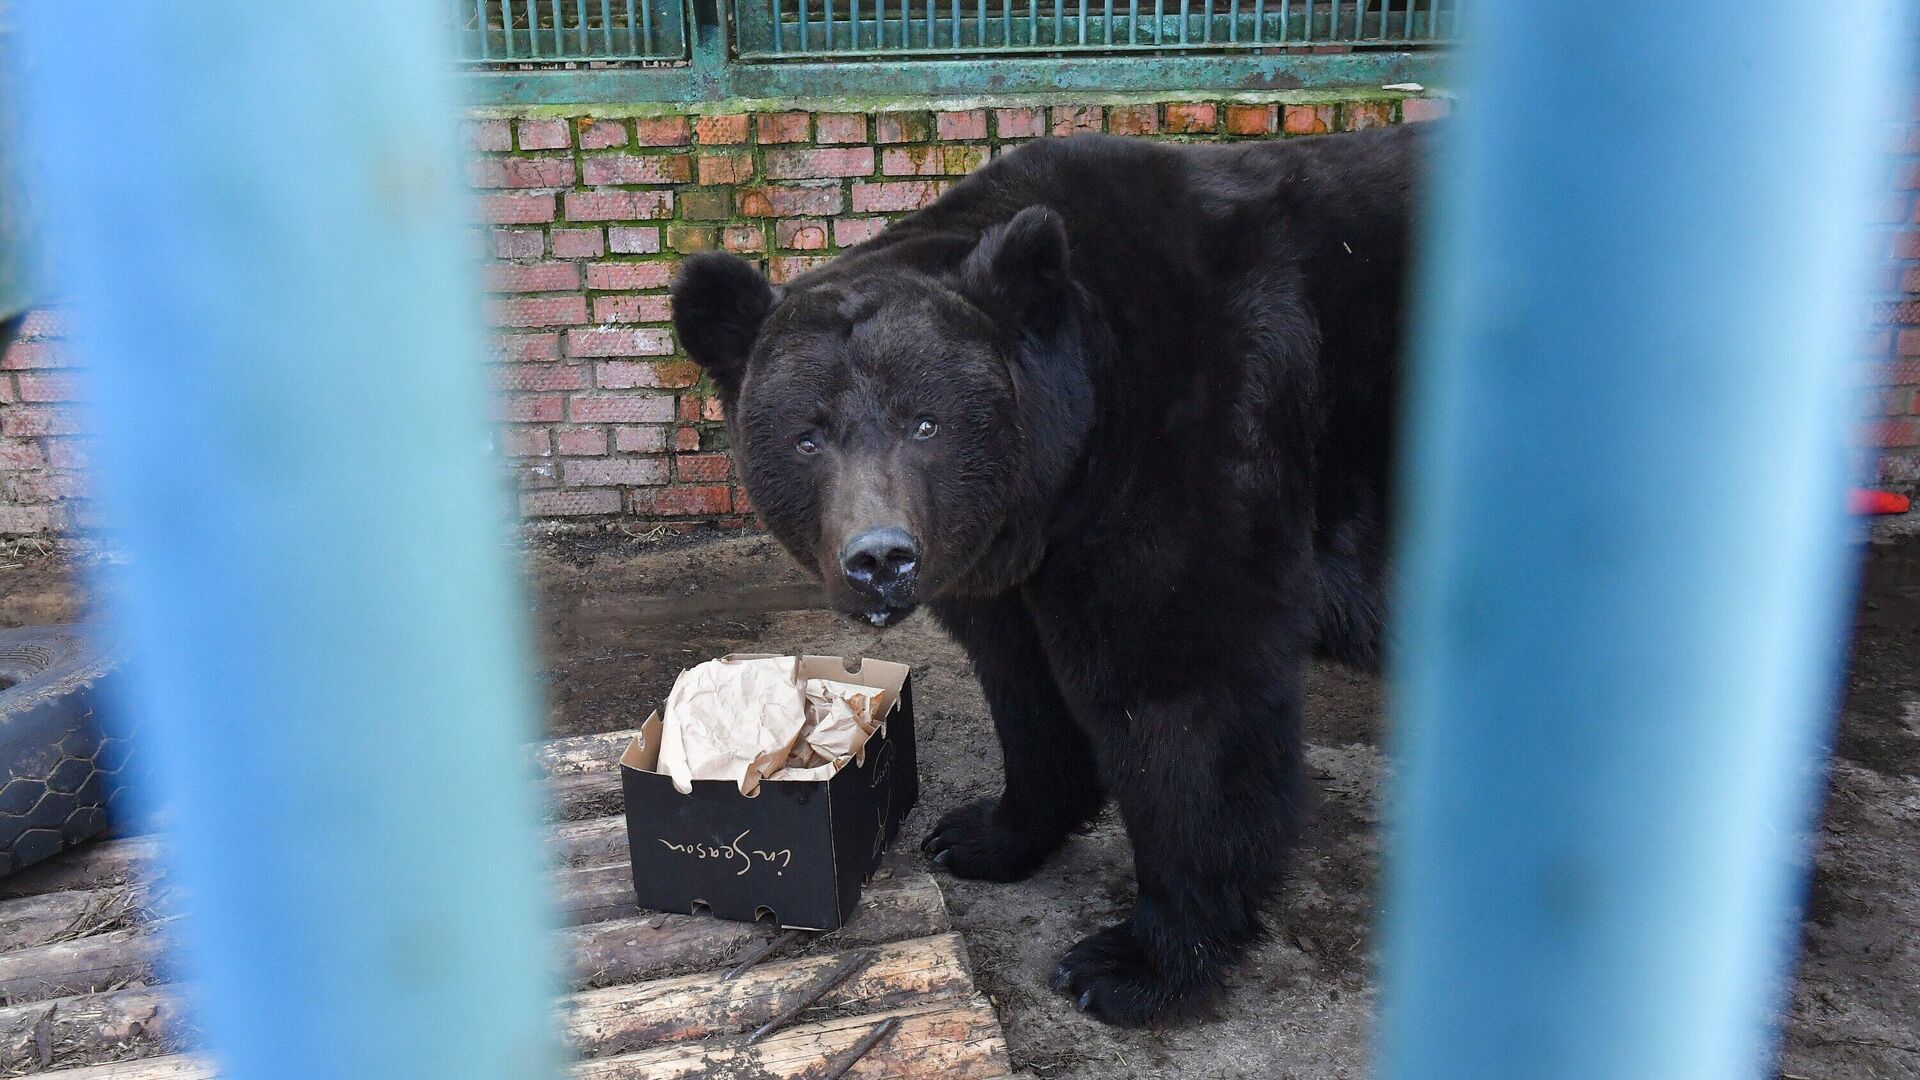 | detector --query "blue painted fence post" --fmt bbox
[1383,3,1909,1079]
[13,6,561,1079]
